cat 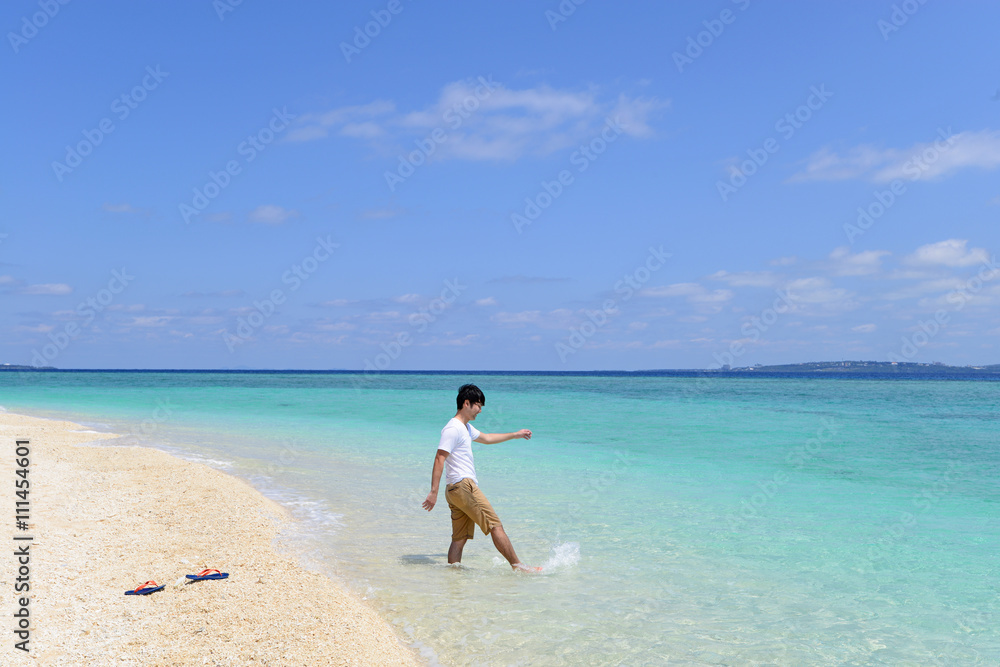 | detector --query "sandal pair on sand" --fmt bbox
[124,569,228,595]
